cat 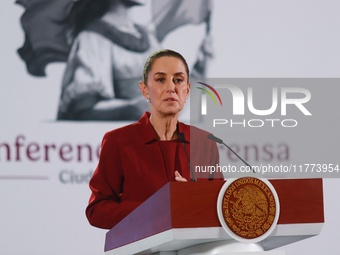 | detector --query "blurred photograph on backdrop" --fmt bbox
[16,0,213,121]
